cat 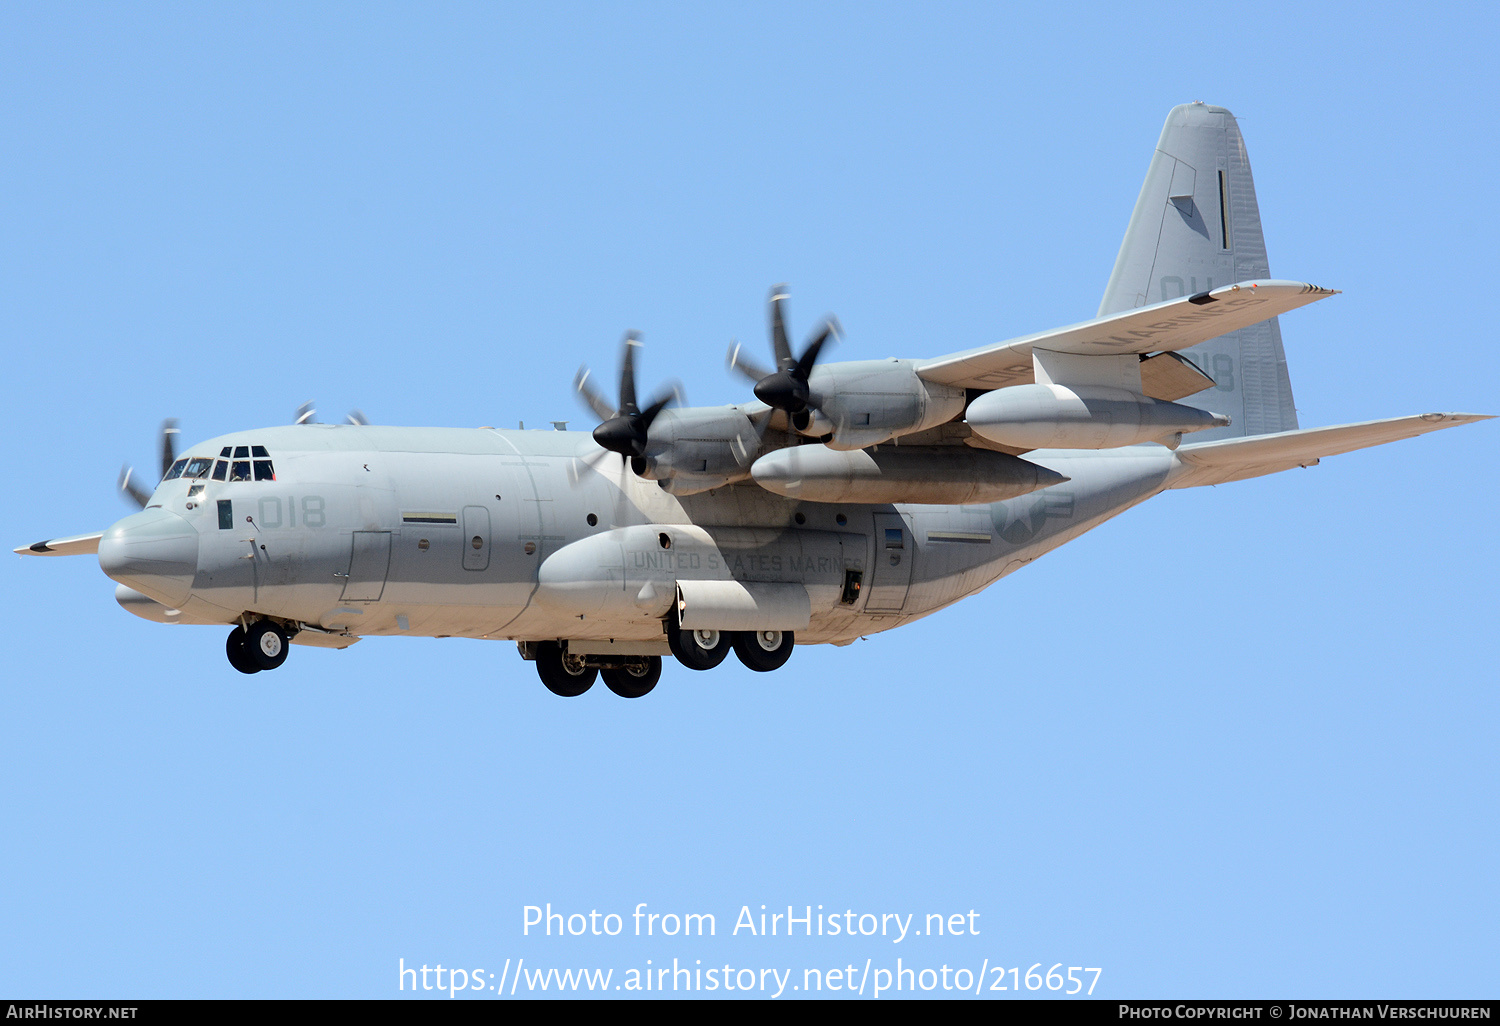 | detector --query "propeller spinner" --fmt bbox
[728,285,840,419]
[575,335,678,462]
